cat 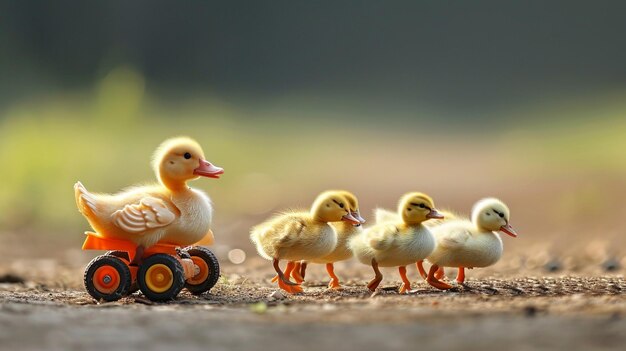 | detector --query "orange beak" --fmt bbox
[352,211,366,224]
[342,212,361,225]
[193,159,224,179]
[426,208,444,219]
[499,223,518,238]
